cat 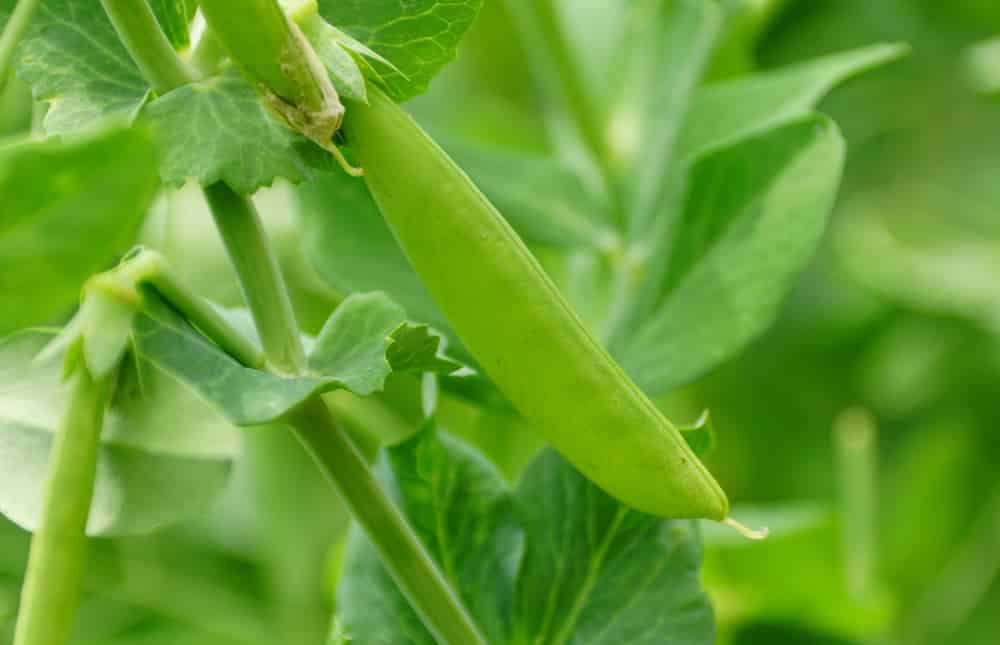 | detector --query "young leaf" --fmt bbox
[0,331,235,537]
[316,0,483,101]
[15,0,149,133]
[140,69,333,194]
[621,116,845,395]
[677,43,908,159]
[336,430,715,645]
[337,426,520,645]
[0,126,159,334]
